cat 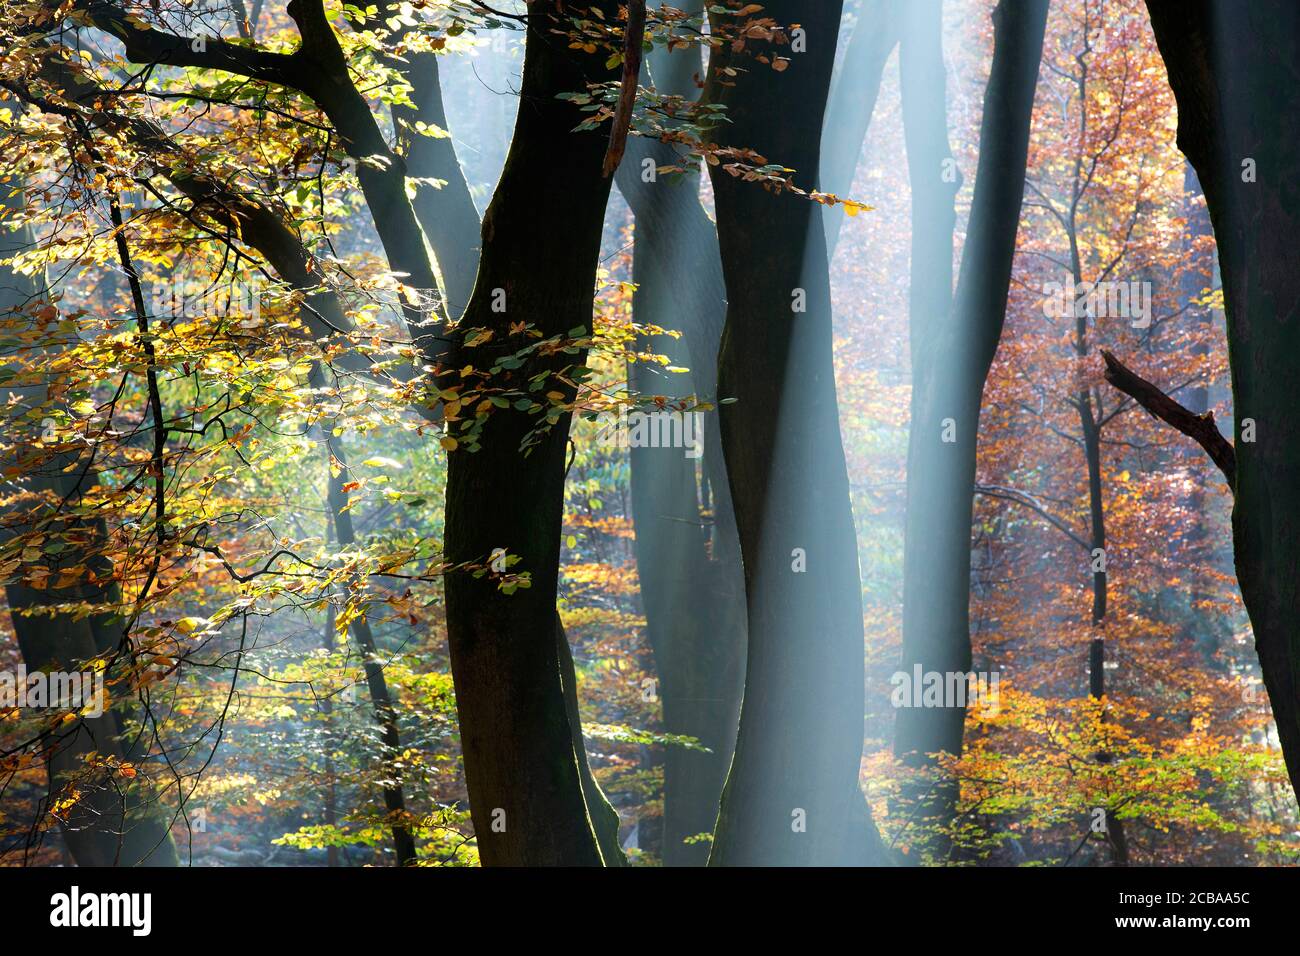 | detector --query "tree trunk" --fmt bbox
[624,228,744,865]
[555,614,623,865]
[615,12,746,866]
[441,0,624,866]
[368,0,483,323]
[316,406,417,865]
[701,0,886,866]
[892,0,1047,857]
[1145,0,1300,800]
[891,0,962,851]
[1078,365,1129,864]
[320,546,339,869]
[822,0,902,253]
